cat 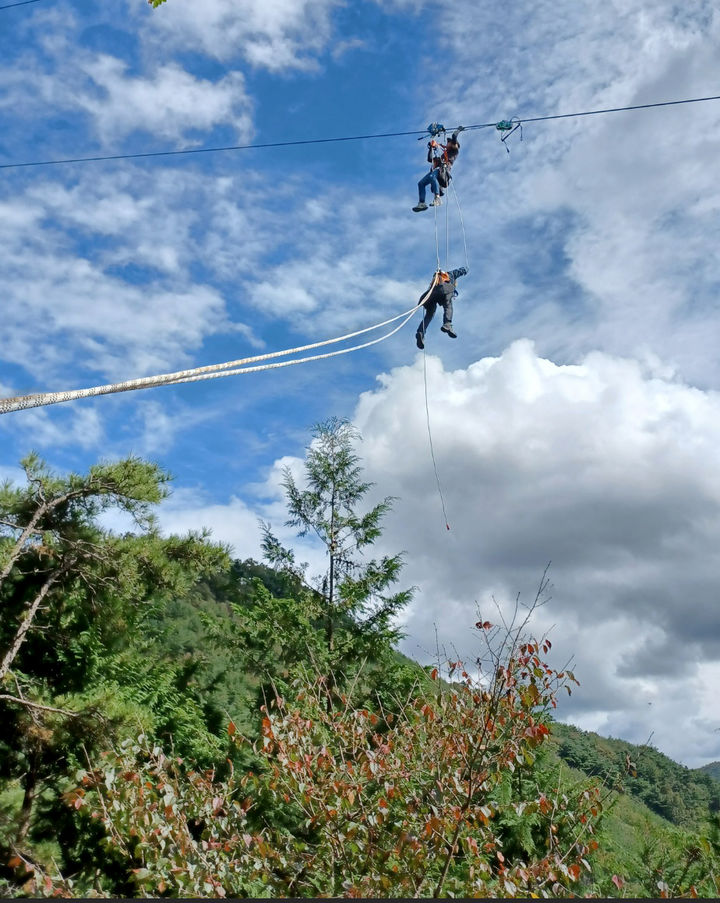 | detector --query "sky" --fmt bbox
[1,0,719,768]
